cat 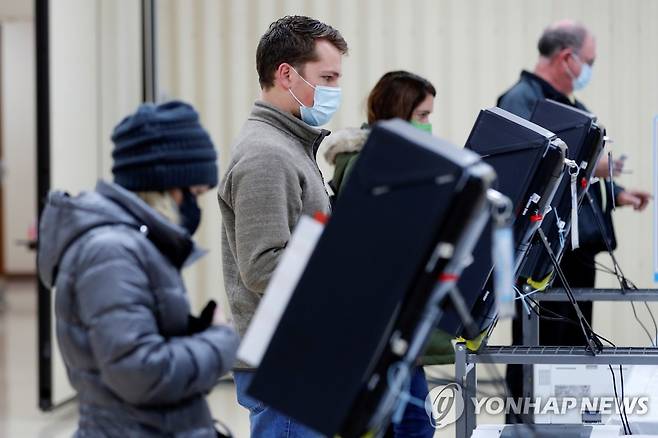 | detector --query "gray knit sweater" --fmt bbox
[218,100,331,368]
